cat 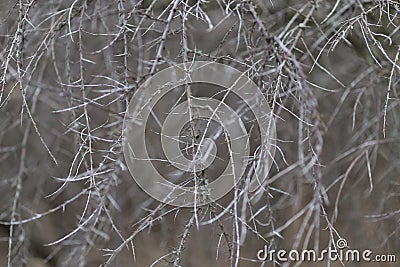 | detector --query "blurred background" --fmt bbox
[0,0,399,266]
